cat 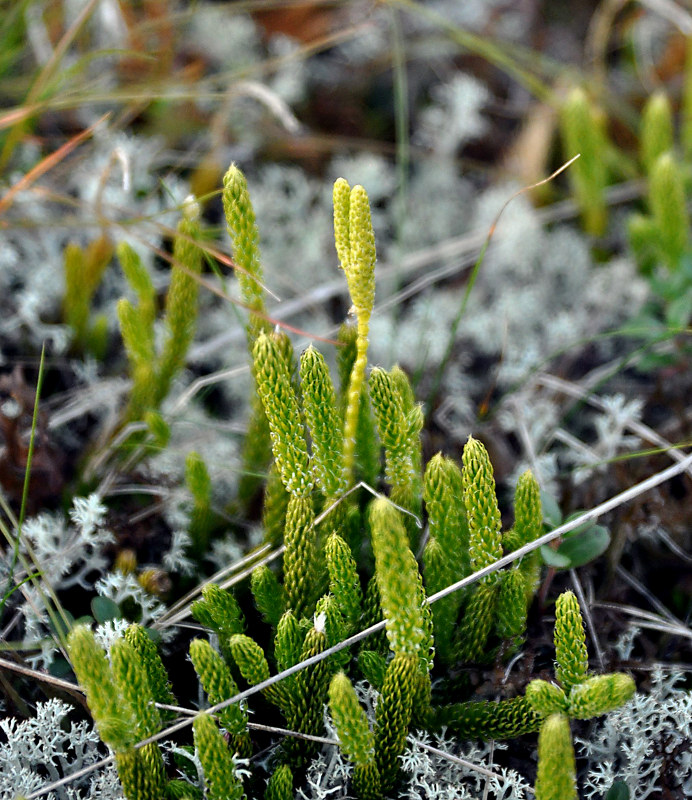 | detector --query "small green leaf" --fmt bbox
[540,545,572,568]
[91,596,123,624]
[48,608,76,639]
[49,656,73,678]
[540,490,563,528]
[604,780,630,800]
[665,290,692,329]
[541,523,610,569]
